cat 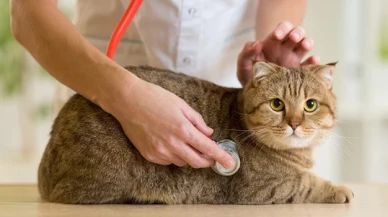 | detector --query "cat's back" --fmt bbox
[125,66,239,118]
[126,65,206,91]
[126,65,233,99]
